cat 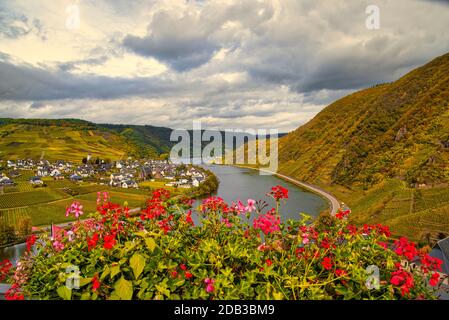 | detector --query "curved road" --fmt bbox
[236,166,340,216]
